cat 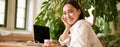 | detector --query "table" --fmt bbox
[0,42,43,47]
